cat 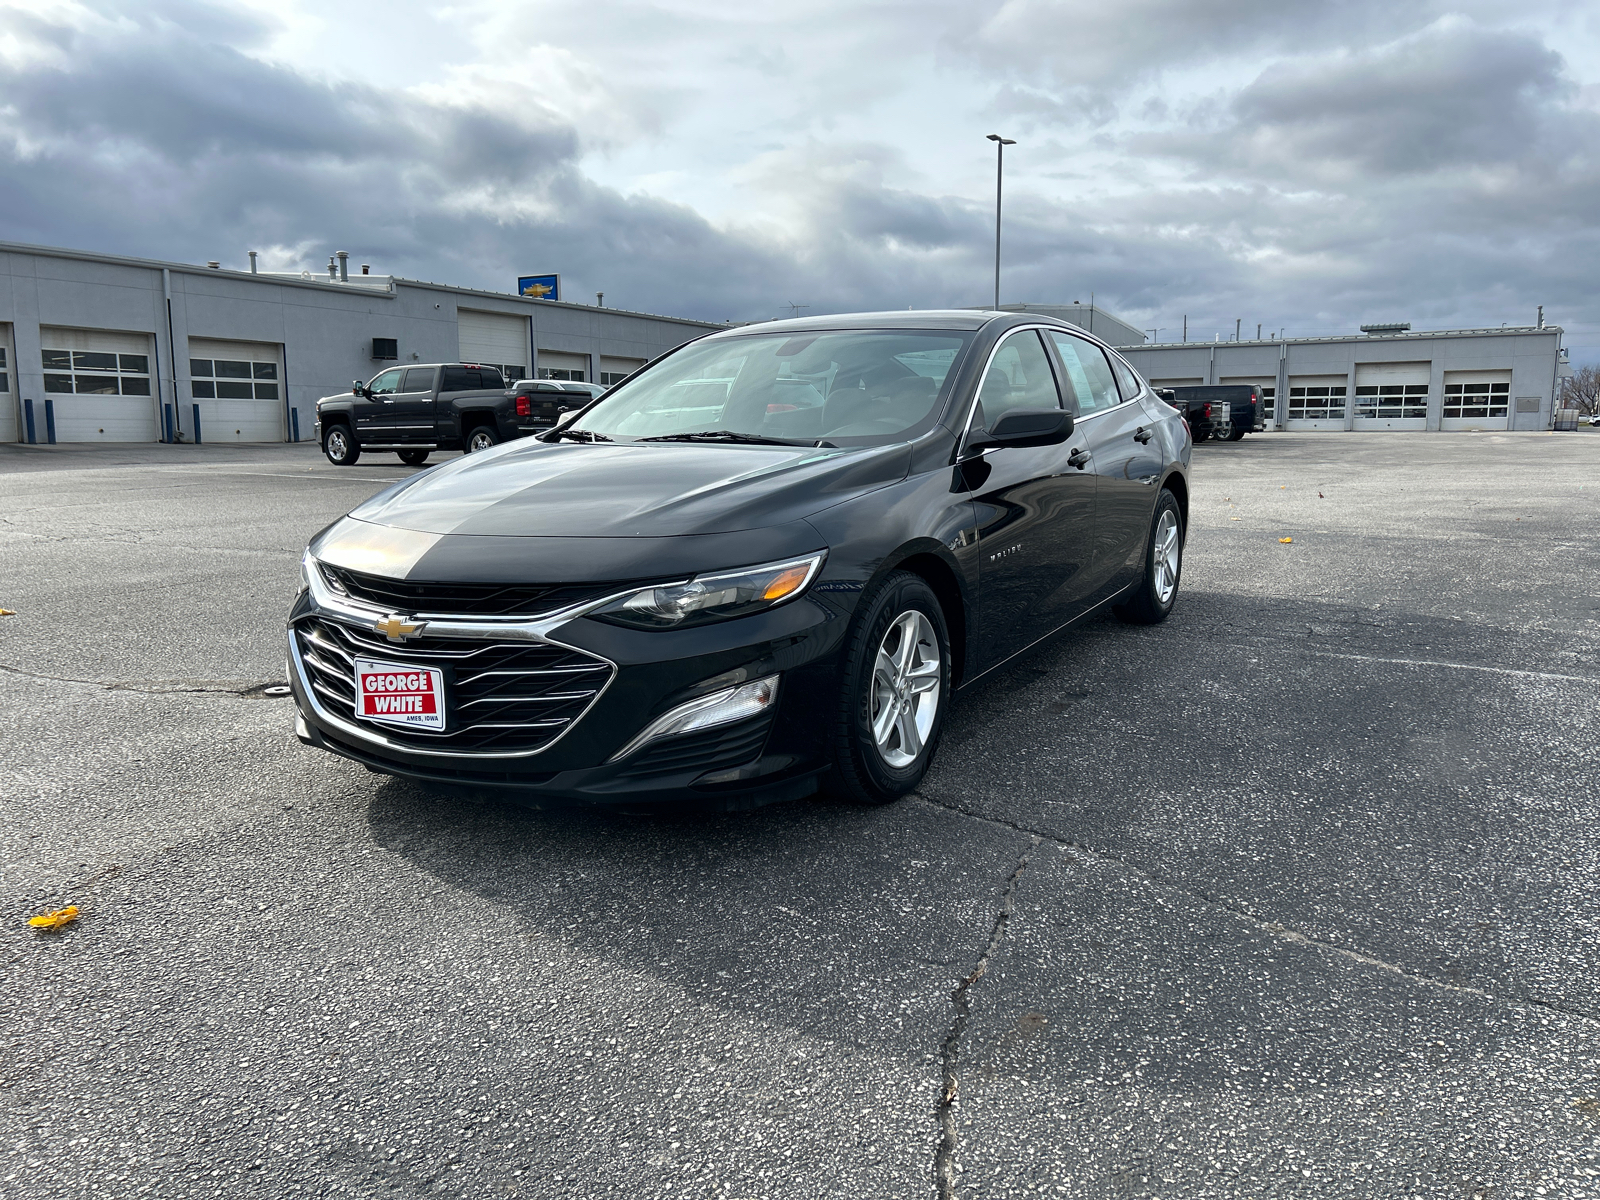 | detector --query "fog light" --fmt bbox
[609,674,779,762]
